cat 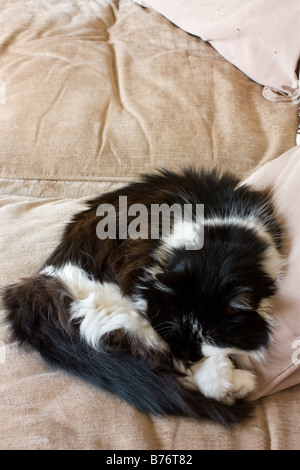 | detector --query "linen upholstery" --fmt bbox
[0,0,299,450]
